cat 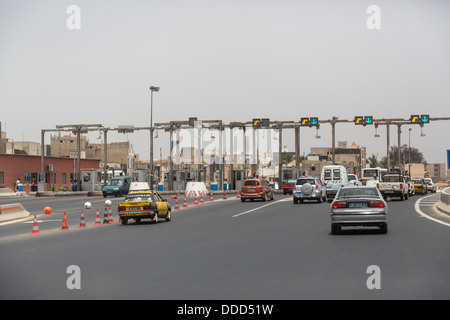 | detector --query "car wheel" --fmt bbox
[120,218,128,225]
[318,195,322,203]
[241,198,246,202]
[331,224,341,235]
[293,198,298,204]
[153,213,158,224]
[263,193,267,202]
